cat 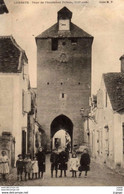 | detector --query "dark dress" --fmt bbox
[58,151,68,170]
[36,151,46,172]
[79,153,90,172]
[50,152,59,171]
